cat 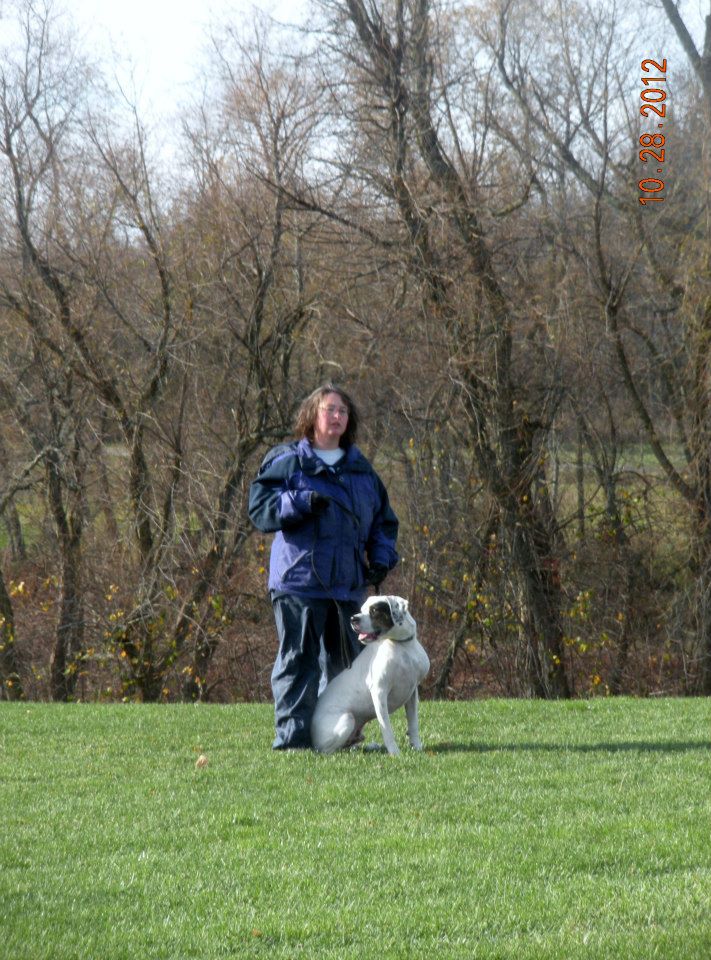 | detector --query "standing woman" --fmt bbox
[248,384,399,750]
